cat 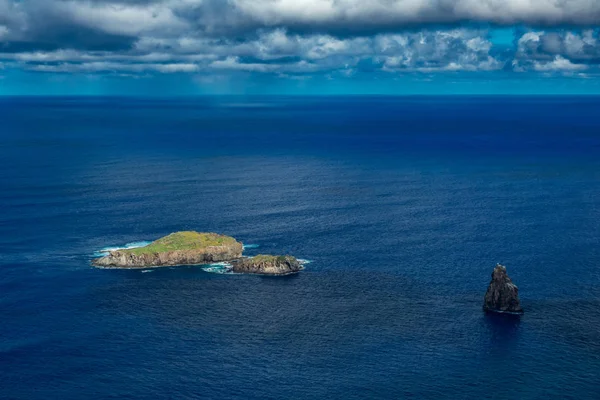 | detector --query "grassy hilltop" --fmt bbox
[124,231,239,256]
[250,255,293,264]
